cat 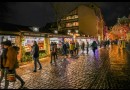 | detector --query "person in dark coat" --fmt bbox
[2,40,25,89]
[81,41,85,54]
[0,42,8,87]
[86,41,89,54]
[32,41,42,72]
[50,42,57,64]
[75,41,80,55]
[91,41,98,55]
[50,42,54,63]
[62,42,67,56]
